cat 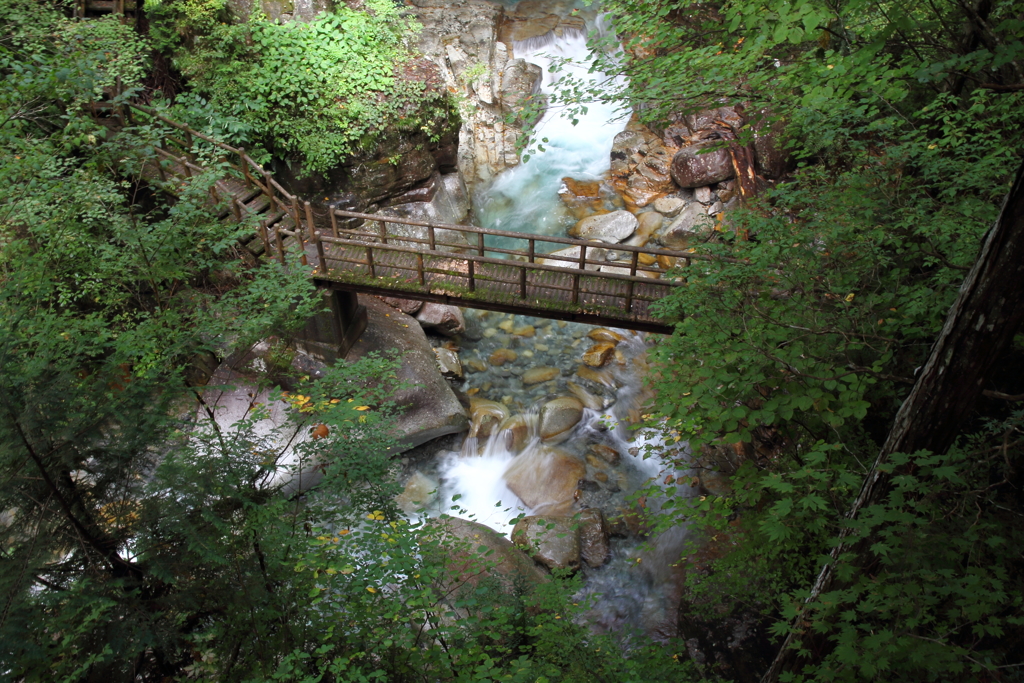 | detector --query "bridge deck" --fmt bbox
[124,104,694,333]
